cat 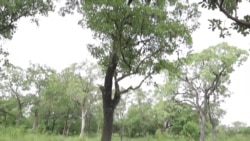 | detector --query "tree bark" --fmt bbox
[199,112,206,141]
[100,50,120,141]
[212,126,217,141]
[32,110,38,132]
[16,100,22,126]
[208,112,218,141]
[119,122,123,141]
[80,107,87,137]
[101,105,115,141]
[63,110,70,136]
